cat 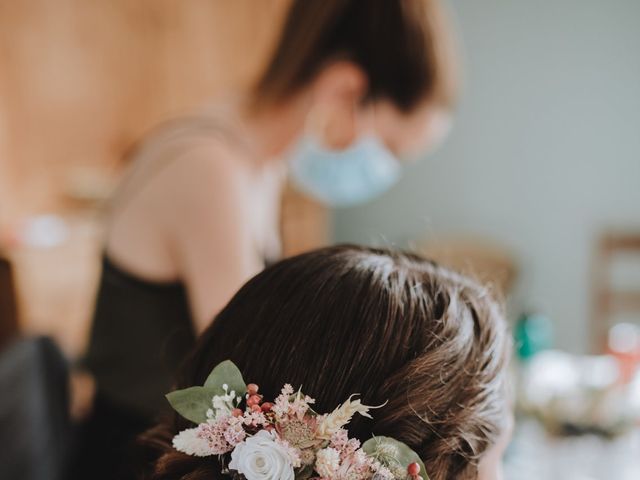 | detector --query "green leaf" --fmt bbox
[166,386,217,424]
[362,436,429,480]
[203,360,247,397]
